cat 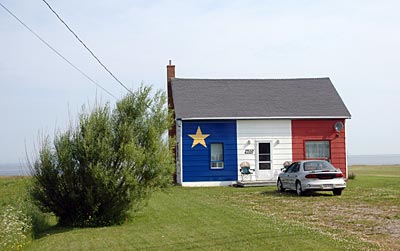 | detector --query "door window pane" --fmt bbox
[305,141,330,159]
[259,143,270,154]
[211,143,224,169]
[259,163,271,170]
[259,155,271,161]
[258,143,271,170]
